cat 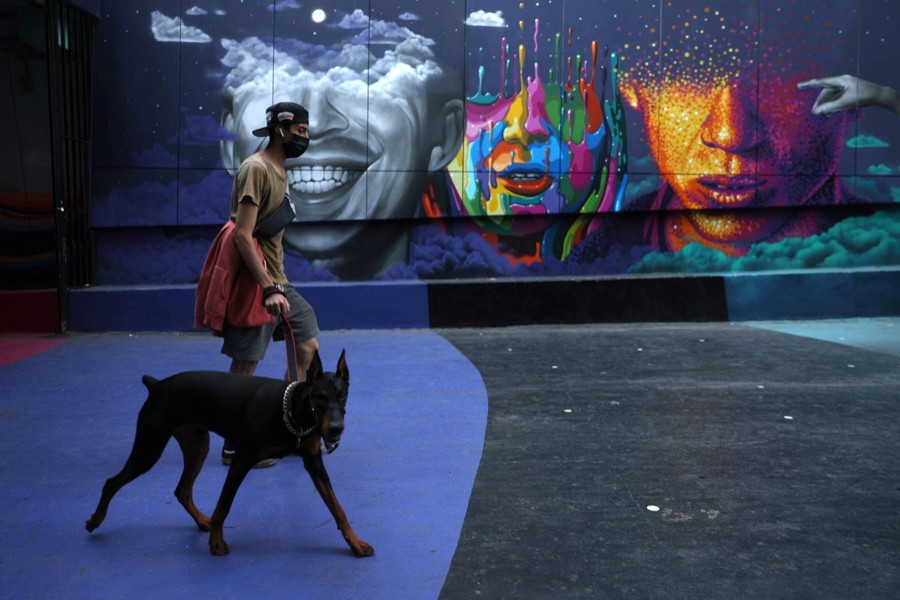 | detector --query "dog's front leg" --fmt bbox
[302,452,374,557]
[207,460,253,556]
